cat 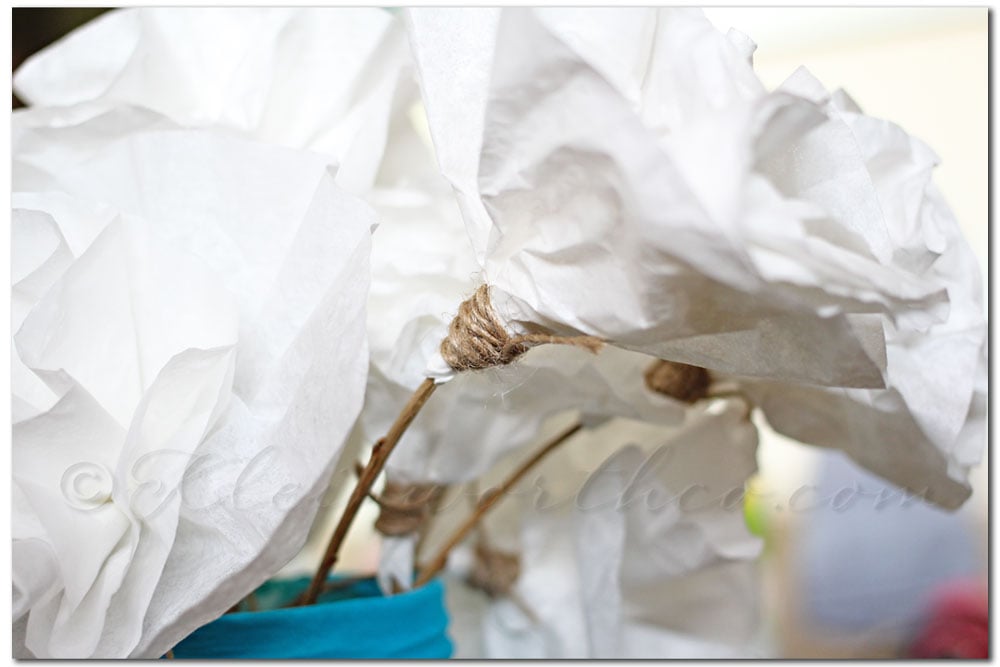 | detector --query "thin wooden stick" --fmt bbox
[414,420,582,588]
[413,485,447,562]
[299,377,438,606]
